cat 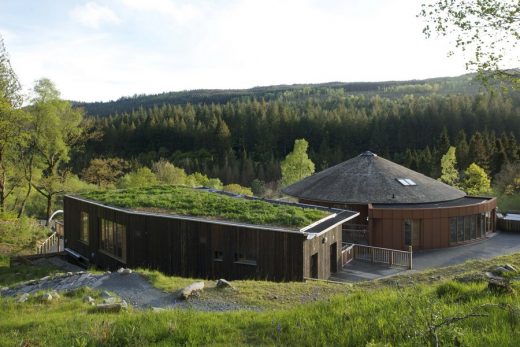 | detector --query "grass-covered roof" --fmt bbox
[80,186,329,229]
